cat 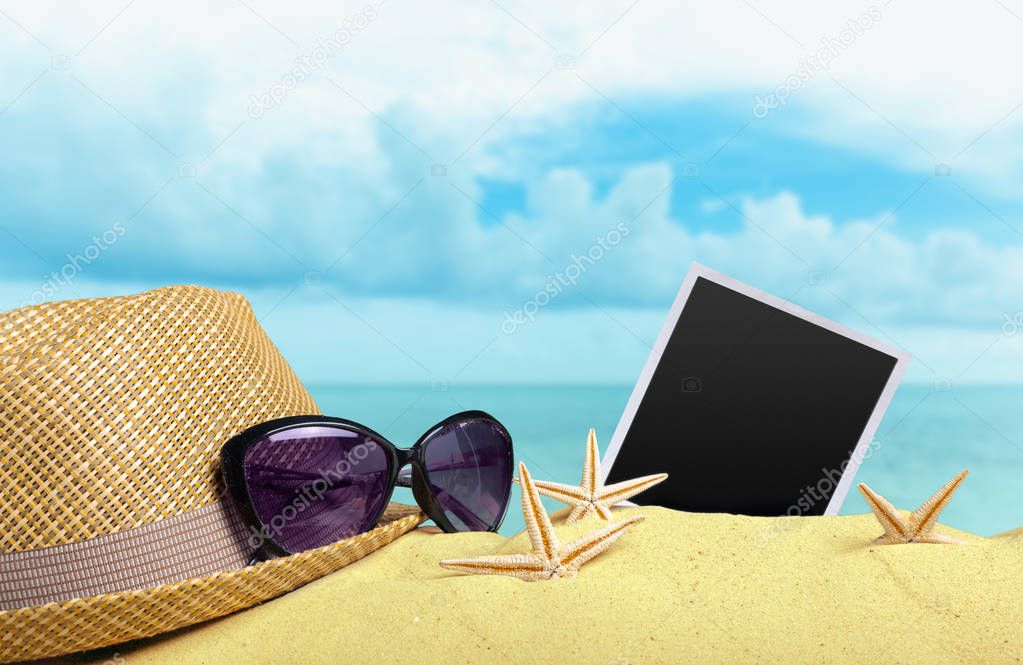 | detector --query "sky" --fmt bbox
[3,0,1023,385]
